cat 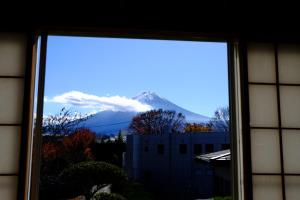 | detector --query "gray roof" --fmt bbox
[195,149,230,162]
